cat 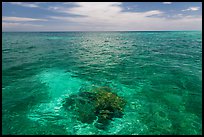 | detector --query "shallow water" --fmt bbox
[2,31,202,135]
